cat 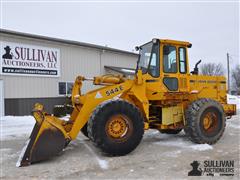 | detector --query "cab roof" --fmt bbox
[159,39,192,48]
